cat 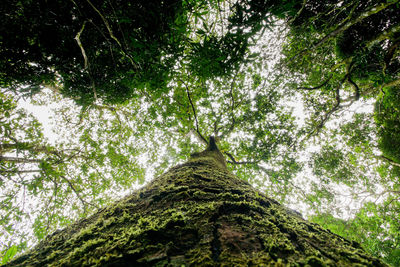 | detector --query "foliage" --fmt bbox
[278,1,400,263]
[311,198,400,266]
[0,0,192,104]
[0,0,287,105]
[375,86,400,164]
[0,91,146,262]
[303,111,399,265]
[1,0,400,265]
[281,0,400,136]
